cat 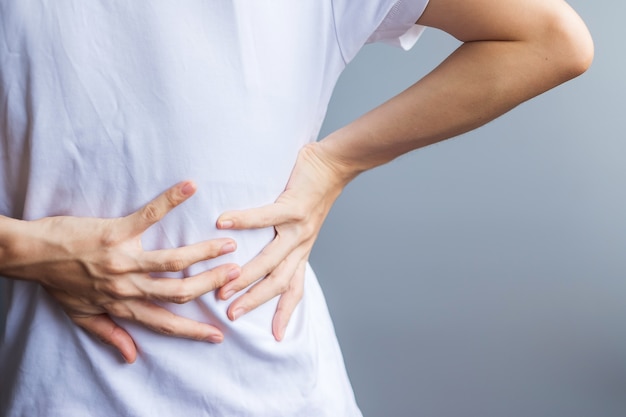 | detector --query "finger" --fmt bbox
[227,253,301,321]
[72,314,138,364]
[140,263,241,304]
[104,300,225,343]
[123,181,197,236]
[138,238,238,273]
[216,201,297,230]
[272,262,306,341]
[219,235,295,300]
